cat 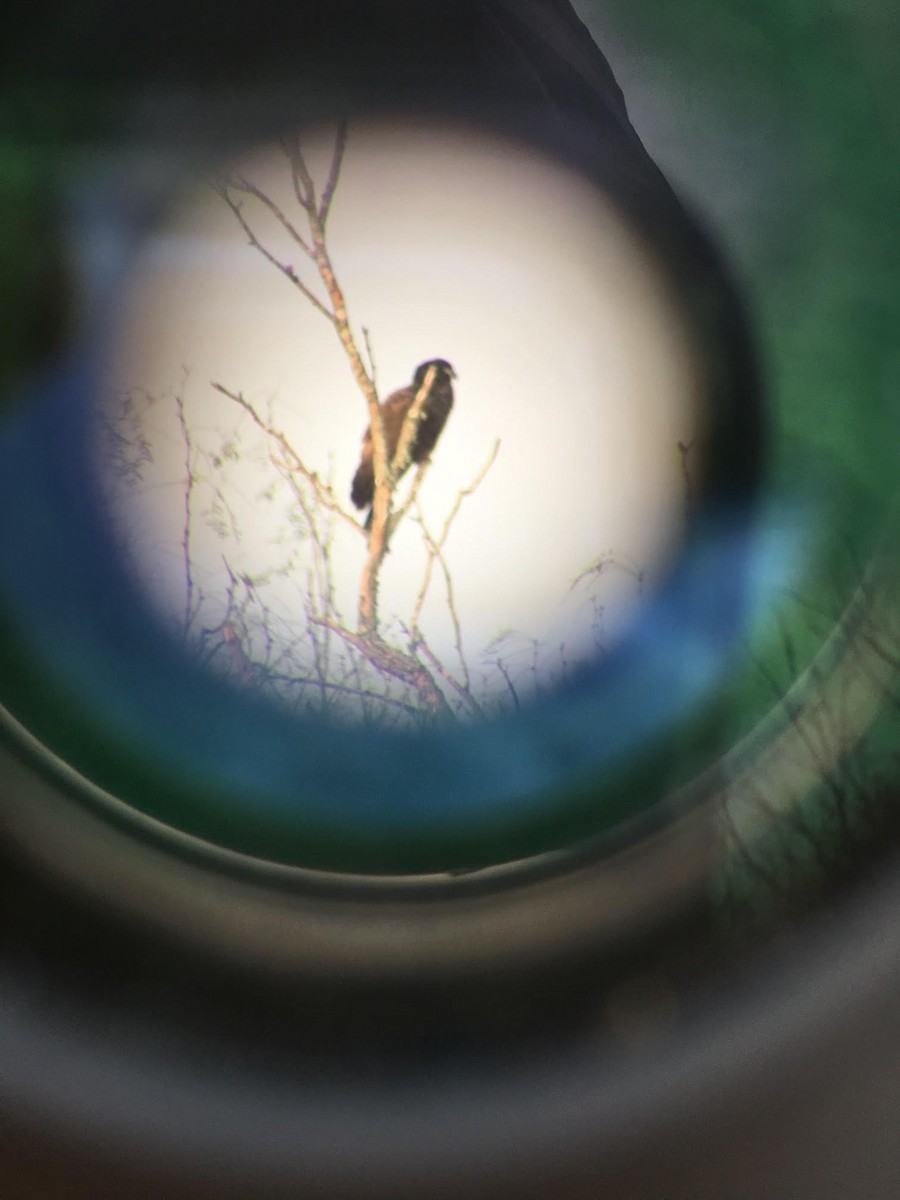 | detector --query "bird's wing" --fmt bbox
[358,385,411,444]
[379,387,416,457]
[381,387,415,419]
